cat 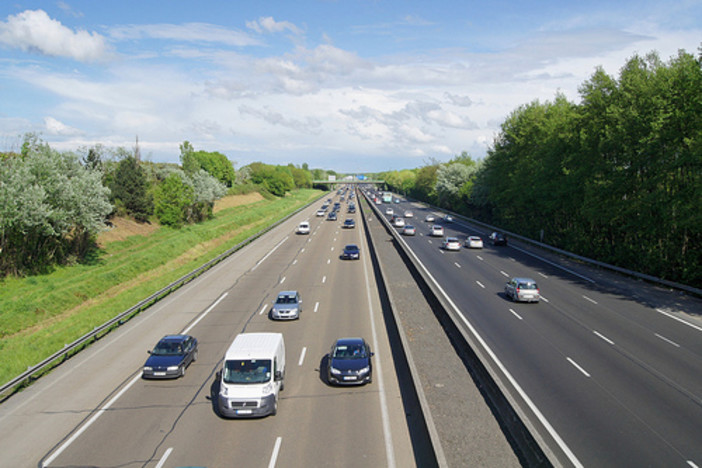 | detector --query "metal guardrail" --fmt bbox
[0,192,327,399]
[395,194,701,297]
